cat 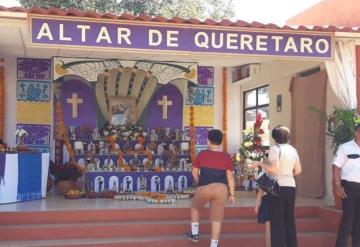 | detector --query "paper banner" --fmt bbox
[17,102,52,124]
[184,126,213,145]
[16,123,51,145]
[17,58,51,81]
[198,67,214,85]
[17,80,51,102]
[185,86,214,105]
[184,106,214,126]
